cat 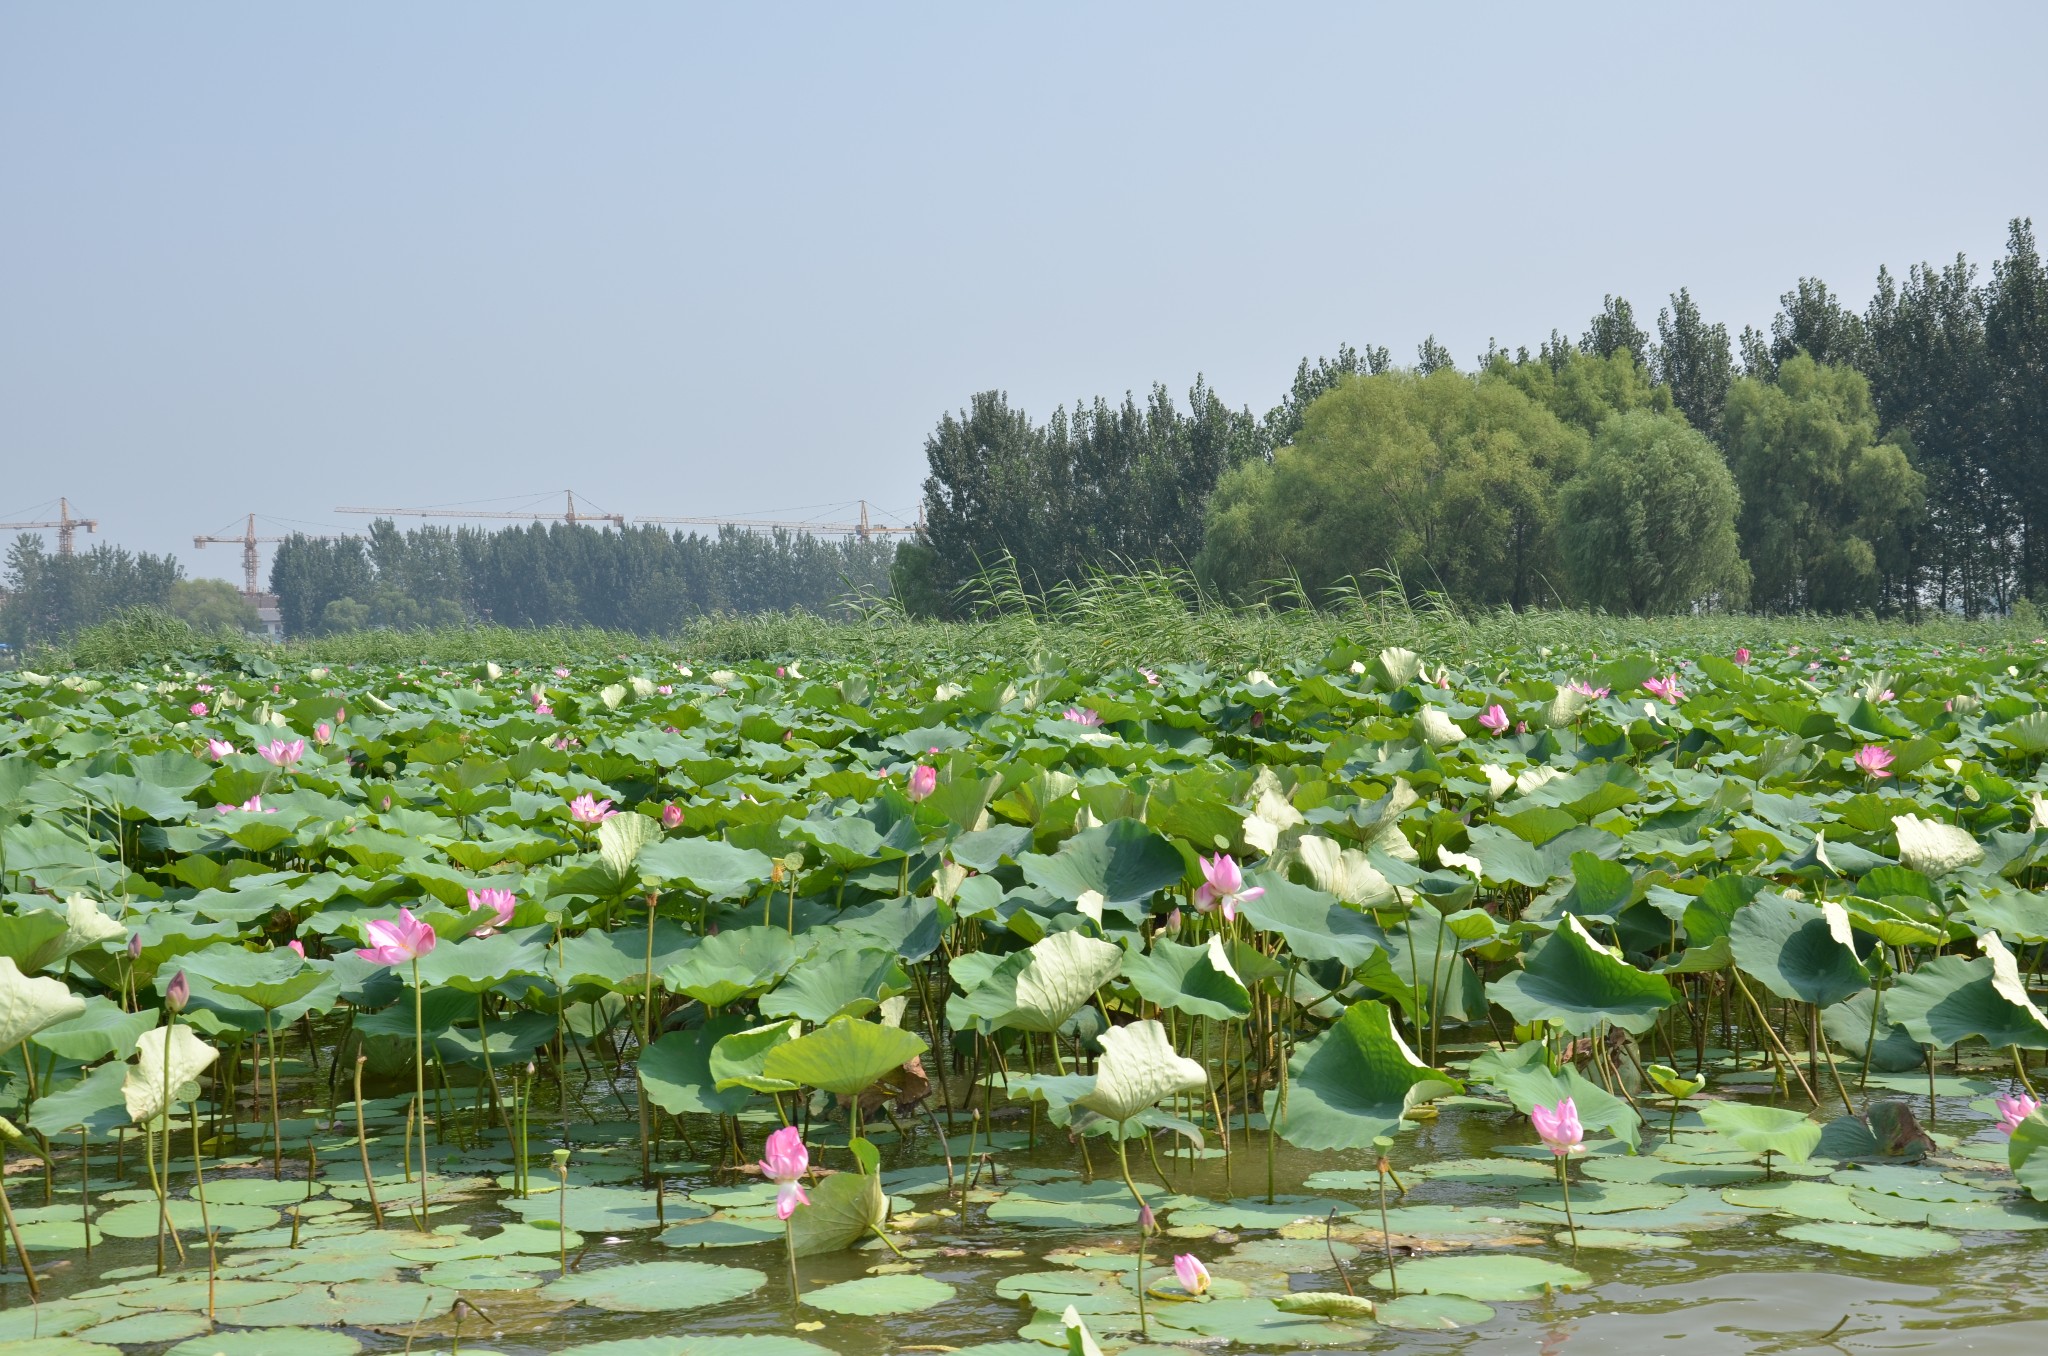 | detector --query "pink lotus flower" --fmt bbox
[314,722,333,745]
[1479,703,1509,733]
[1062,707,1102,727]
[286,939,305,958]
[1172,1254,1210,1295]
[206,738,236,760]
[1853,745,1894,778]
[197,683,214,693]
[1193,852,1265,923]
[189,701,208,717]
[466,887,517,937]
[354,908,438,966]
[127,932,143,960]
[216,795,275,814]
[165,970,189,1013]
[533,702,554,717]
[657,684,673,695]
[335,707,347,724]
[1532,1098,1584,1157]
[908,764,938,802]
[1641,676,1684,704]
[1141,668,1160,686]
[569,794,616,824]
[1163,906,1182,933]
[1516,721,1529,734]
[1138,1203,1156,1233]
[1998,1093,2040,1135]
[1567,680,1610,699]
[661,802,684,829]
[1735,648,1751,665]
[553,667,570,679]
[760,1124,810,1219]
[258,739,306,767]
[1877,689,1895,702]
